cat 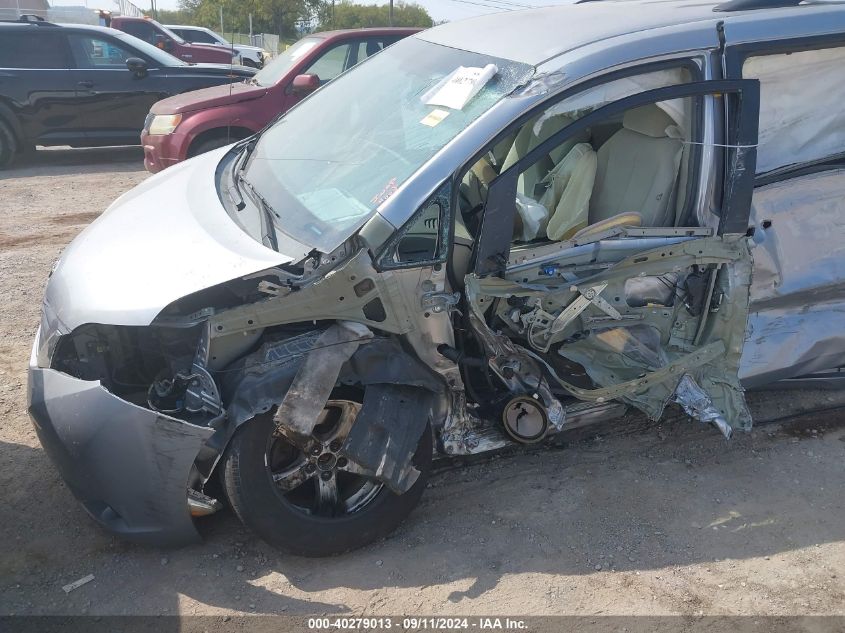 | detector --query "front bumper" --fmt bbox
[141,129,192,174]
[27,348,214,547]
